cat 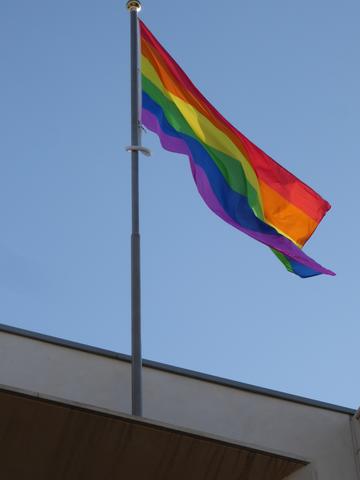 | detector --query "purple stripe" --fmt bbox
[142,108,334,276]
